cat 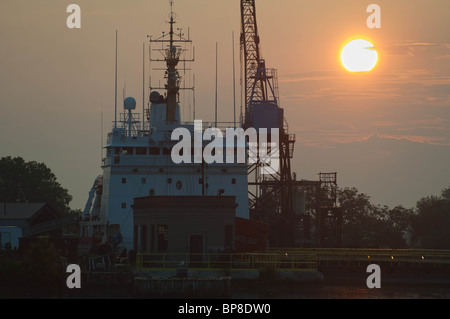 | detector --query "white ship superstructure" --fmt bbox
[81,4,249,251]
